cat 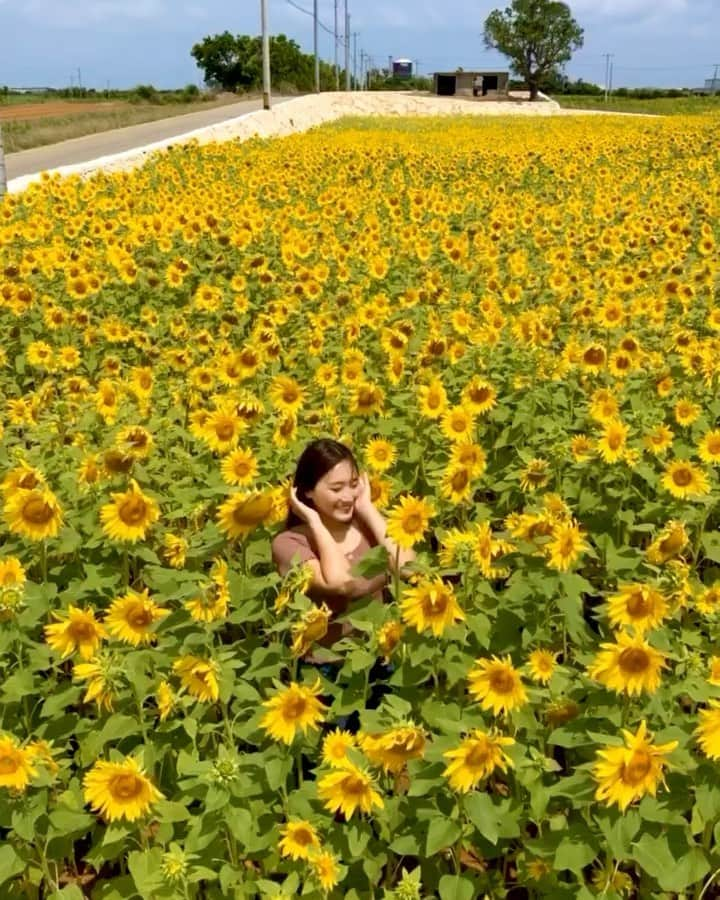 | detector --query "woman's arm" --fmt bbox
[353,474,416,572]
